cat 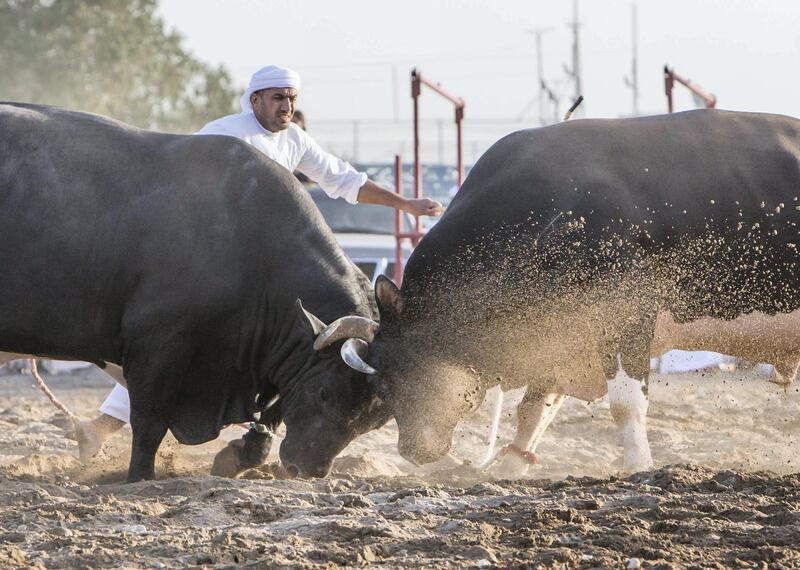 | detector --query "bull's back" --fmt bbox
[405,111,800,311]
[435,110,800,251]
[0,104,181,260]
[403,111,800,321]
